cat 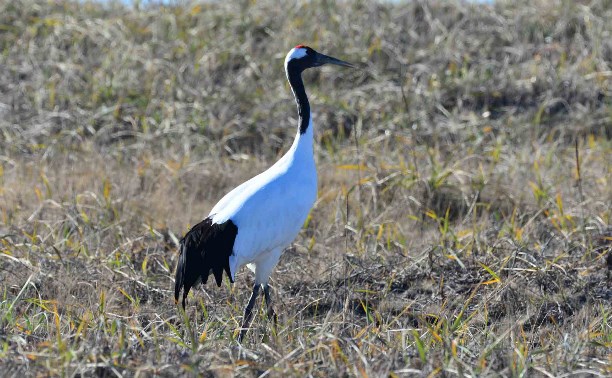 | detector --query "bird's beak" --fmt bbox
[315,52,355,68]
